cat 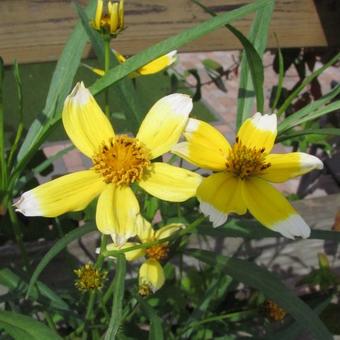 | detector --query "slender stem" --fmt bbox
[104,36,111,118]
[7,205,29,270]
[103,215,206,257]
[0,57,7,192]
[76,234,109,336]
[7,61,24,170]
[178,309,258,336]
